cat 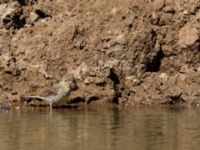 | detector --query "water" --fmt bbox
[0,107,200,150]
